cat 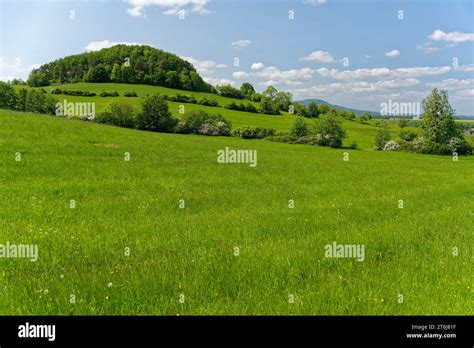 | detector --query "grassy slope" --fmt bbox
[34,82,415,150]
[0,109,473,315]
